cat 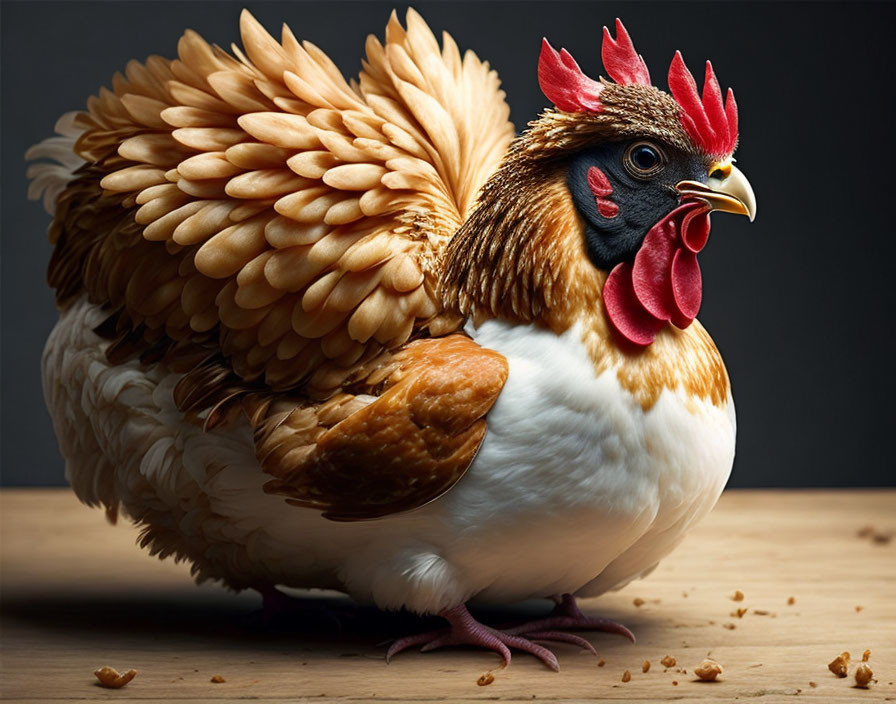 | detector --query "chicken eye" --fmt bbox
[623,141,666,179]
